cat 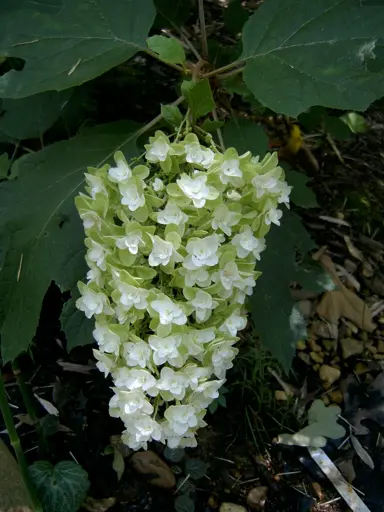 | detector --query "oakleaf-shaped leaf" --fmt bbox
[223,118,268,157]
[249,210,321,370]
[0,90,72,141]
[0,121,139,362]
[147,35,186,64]
[30,460,90,512]
[242,0,384,116]
[0,0,156,98]
[278,400,346,447]
[284,169,318,208]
